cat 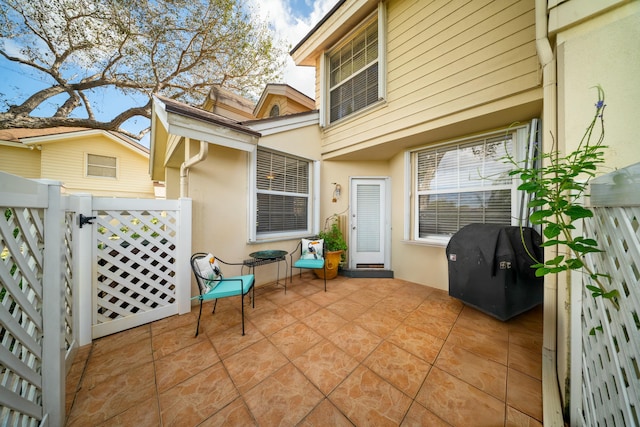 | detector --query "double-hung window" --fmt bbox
[325,4,385,125]
[413,129,527,243]
[255,148,310,236]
